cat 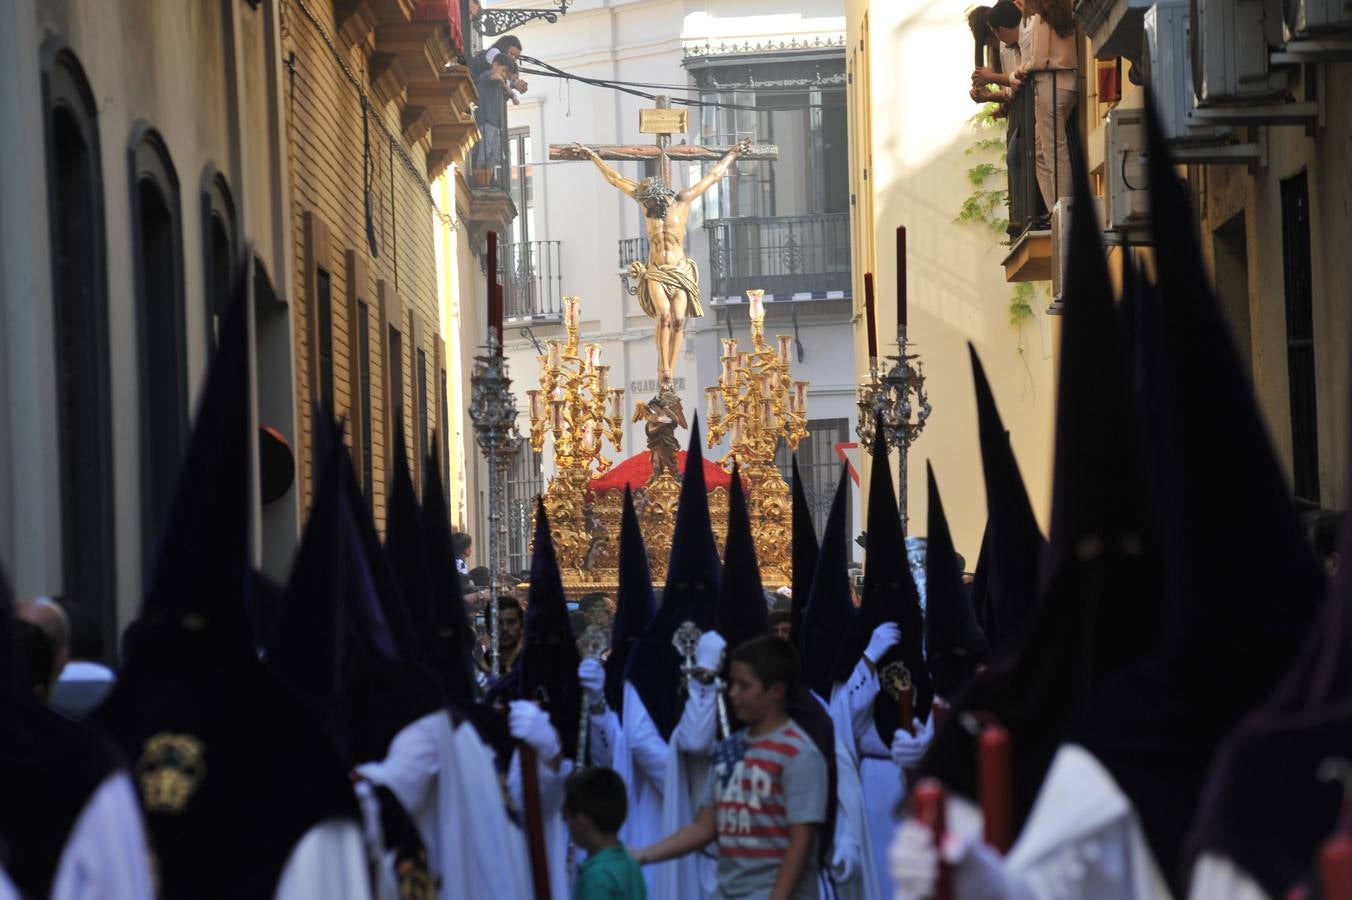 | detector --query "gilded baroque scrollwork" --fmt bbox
[528,293,799,596]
